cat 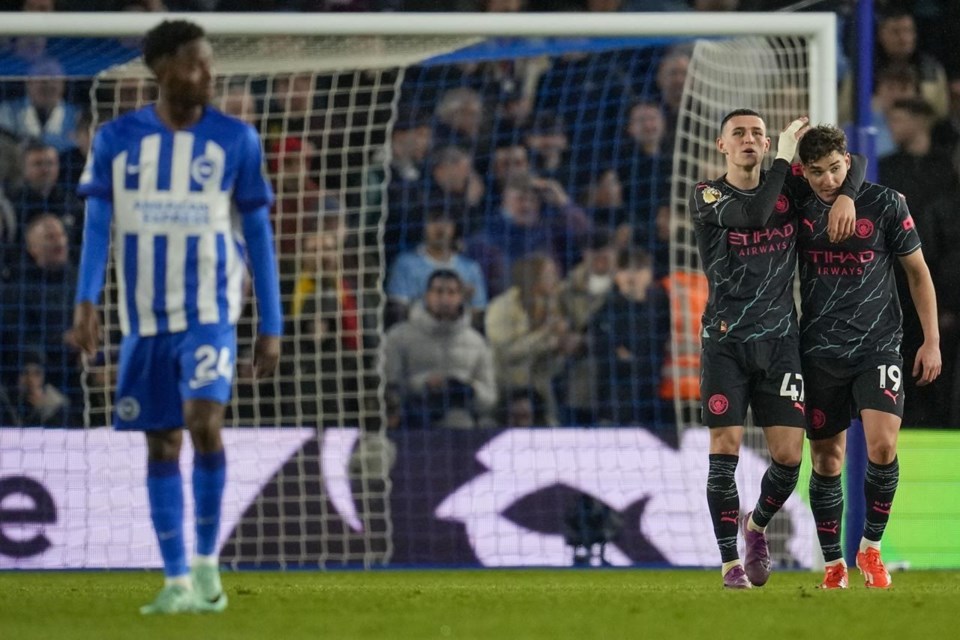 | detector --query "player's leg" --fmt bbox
[114,334,197,614]
[804,357,852,589]
[853,359,905,588]
[700,339,751,588]
[141,429,196,613]
[186,399,229,611]
[741,339,805,586]
[739,425,802,586]
[708,425,750,588]
[809,432,847,588]
[178,325,235,612]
